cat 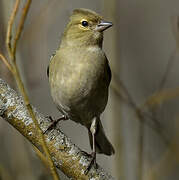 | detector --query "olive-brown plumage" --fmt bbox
[48,8,114,163]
